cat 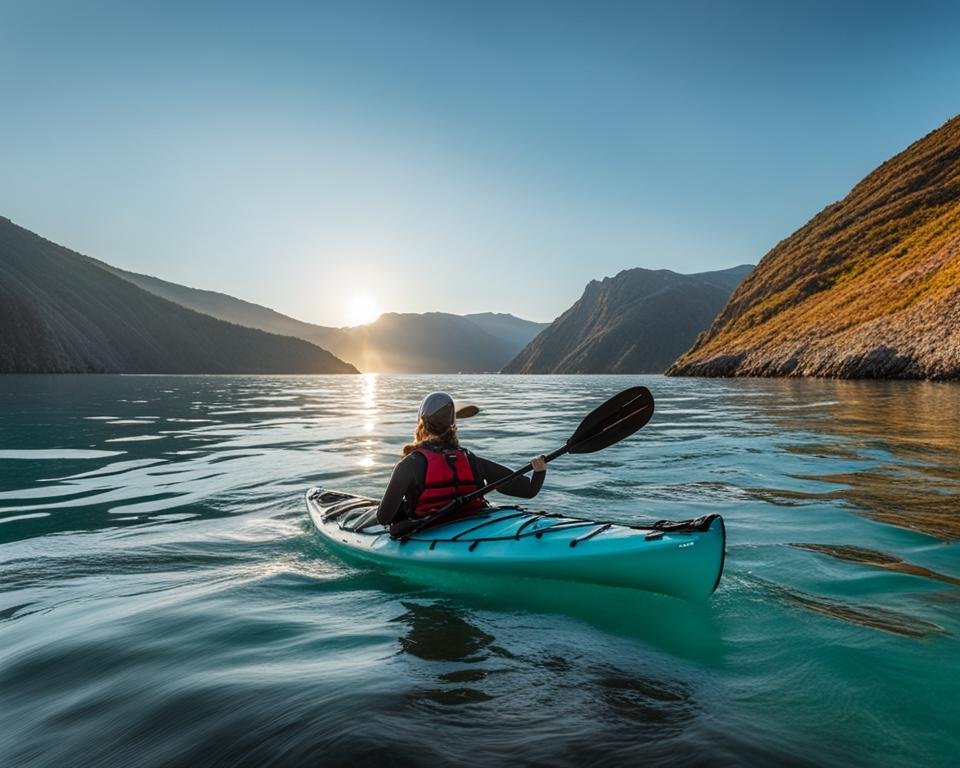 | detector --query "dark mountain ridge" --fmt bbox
[337,312,519,373]
[463,312,549,349]
[90,258,547,373]
[503,265,753,374]
[0,217,357,374]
